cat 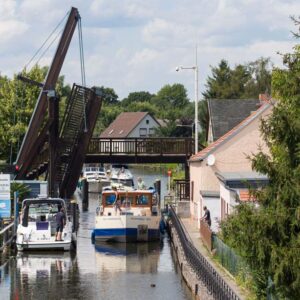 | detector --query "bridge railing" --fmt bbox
[88,137,194,156]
